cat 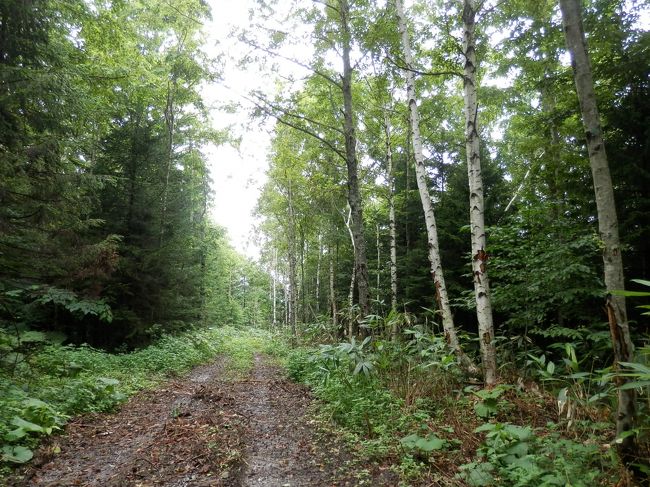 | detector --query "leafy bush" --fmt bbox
[458,422,613,486]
